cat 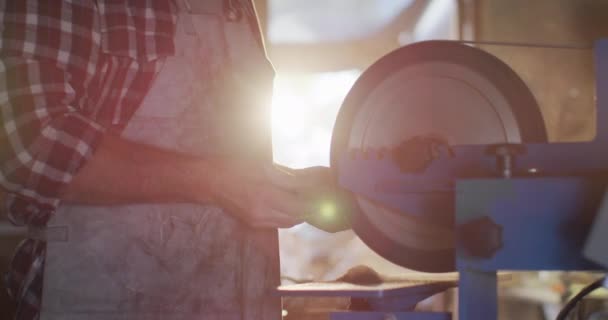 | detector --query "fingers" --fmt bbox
[244,183,310,228]
[265,164,332,190]
[215,163,333,229]
[219,193,303,228]
[264,164,298,189]
[250,209,303,228]
[260,185,313,219]
[247,191,305,228]
[224,181,306,228]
